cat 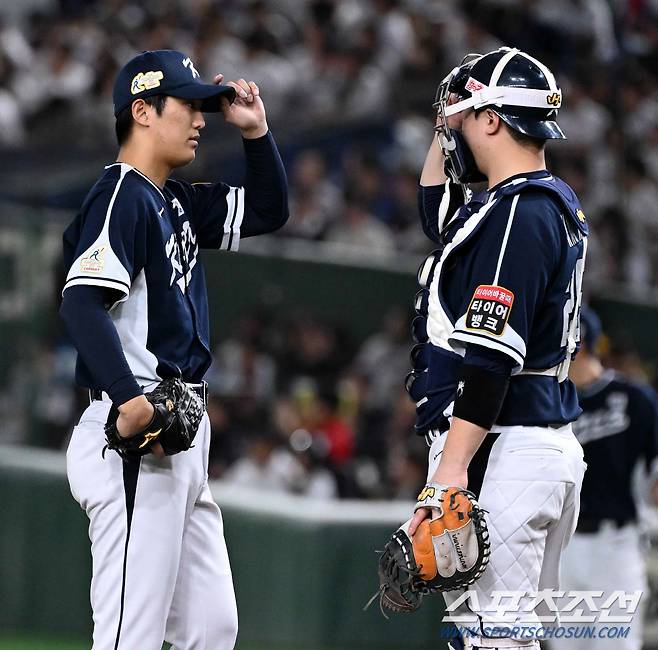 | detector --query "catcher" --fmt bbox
[374,48,587,650]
